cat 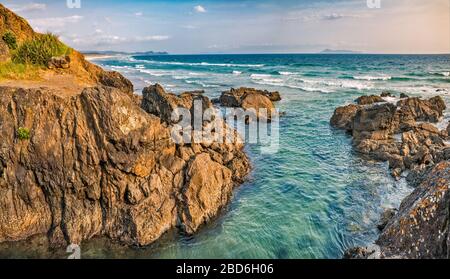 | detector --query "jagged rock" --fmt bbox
[180,153,233,234]
[99,71,134,95]
[0,85,251,247]
[396,96,446,124]
[218,87,281,107]
[330,104,359,131]
[355,95,384,105]
[352,102,398,143]
[381,91,394,97]
[376,161,450,258]
[377,208,397,231]
[47,56,70,69]
[400,93,409,99]
[141,84,212,124]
